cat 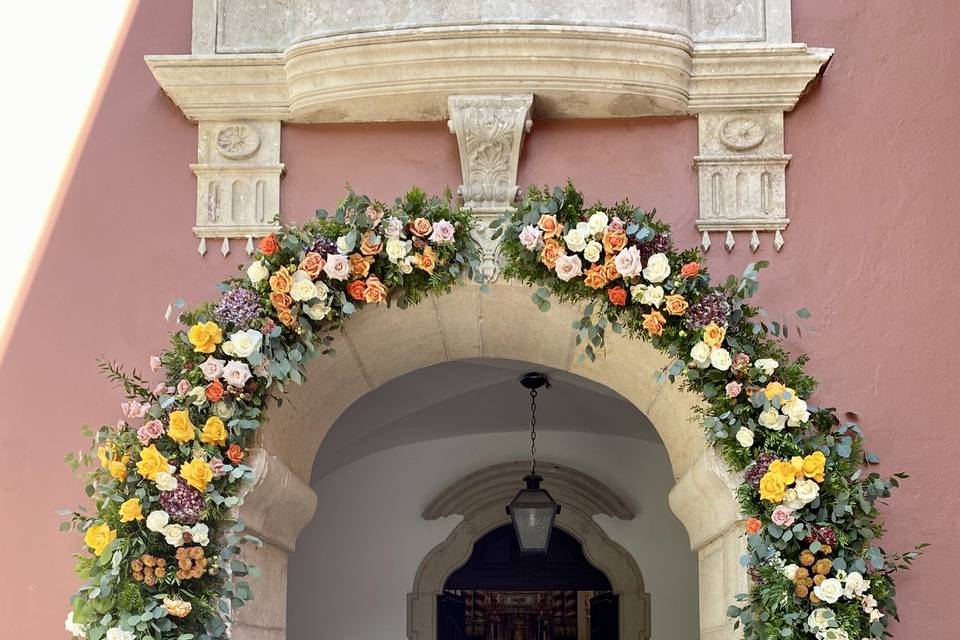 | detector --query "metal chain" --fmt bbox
[529,388,537,475]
